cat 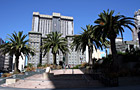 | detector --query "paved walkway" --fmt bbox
[0,69,103,89]
[1,69,140,90]
[51,69,84,75]
[0,85,140,90]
